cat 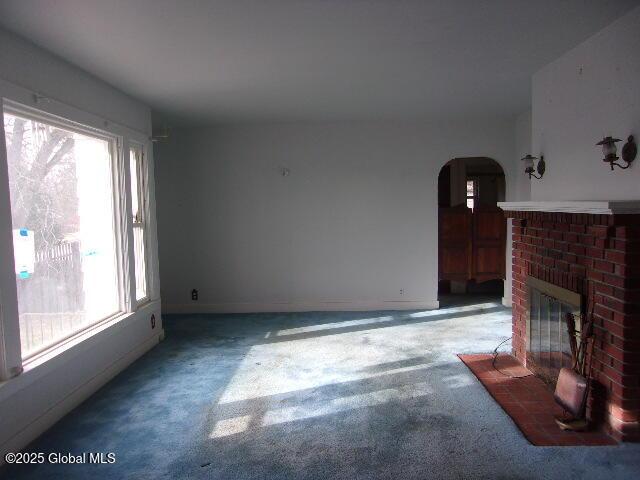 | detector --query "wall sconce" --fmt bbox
[597,135,636,170]
[521,154,545,180]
